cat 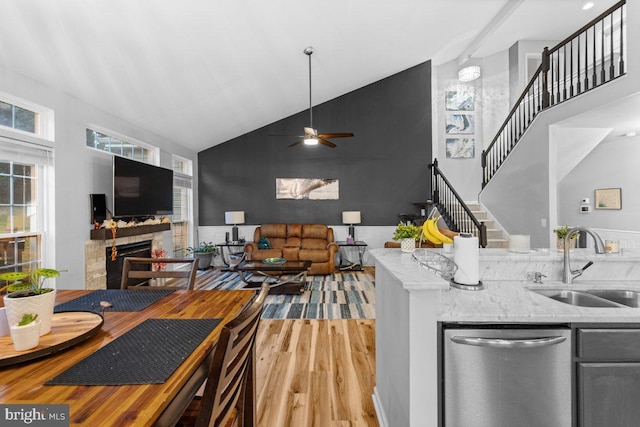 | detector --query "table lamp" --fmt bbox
[342,211,361,241]
[225,211,245,242]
